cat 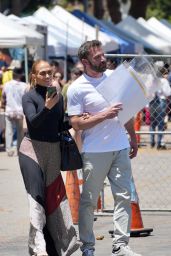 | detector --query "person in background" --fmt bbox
[149,67,171,149]
[62,67,83,152]
[0,71,3,99]
[106,58,117,70]
[0,71,5,145]
[1,68,27,156]
[2,65,13,85]
[74,61,84,72]
[62,67,83,113]
[166,64,171,121]
[18,60,79,256]
[2,59,22,85]
[50,60,63,75]
[53,71,64,92]
[67,40,140,256]
[0,49,11,70]
[61,67,83,226]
